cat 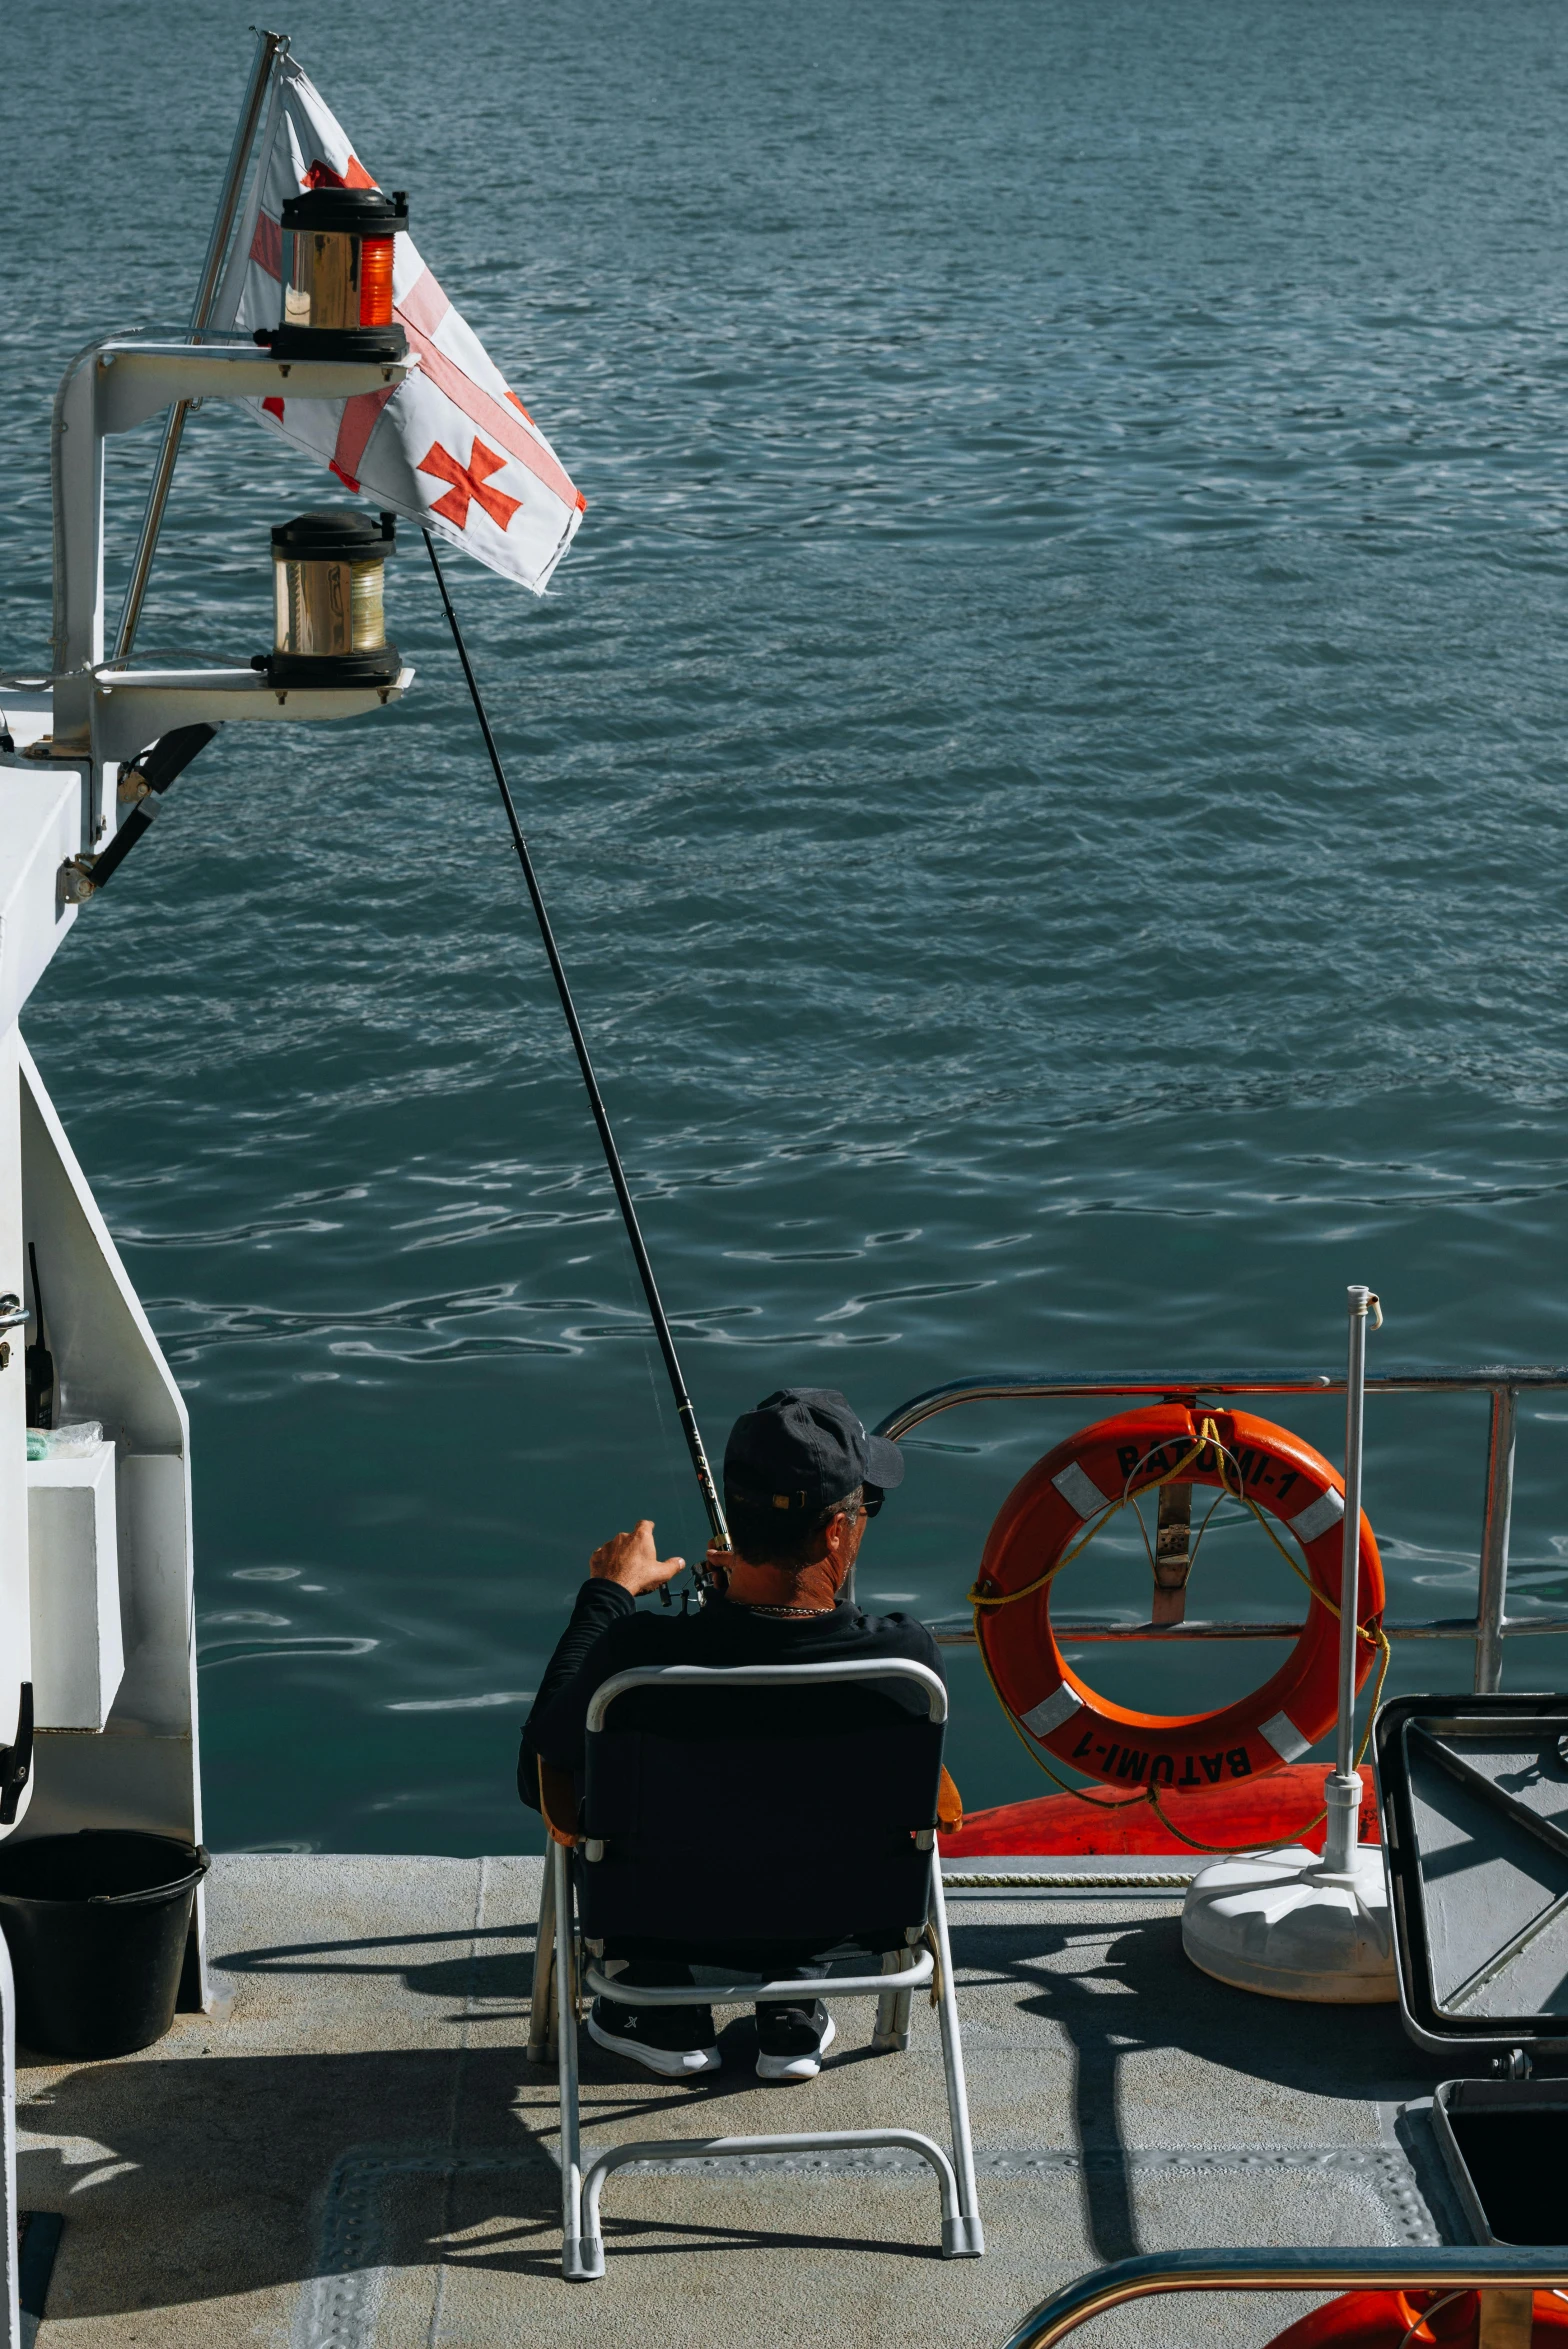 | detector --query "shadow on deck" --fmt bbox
[12,1856,1463,2349]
